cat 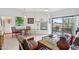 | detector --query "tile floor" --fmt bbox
[2,35,19,50]
[2,34,46,50]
